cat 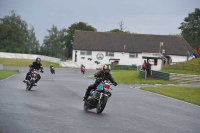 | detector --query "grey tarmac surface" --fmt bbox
[0,66,200,133]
